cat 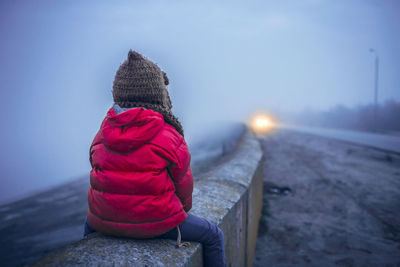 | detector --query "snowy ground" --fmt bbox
[254,129,400,267]
[188,122,245,177]
[0,123,243,267]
